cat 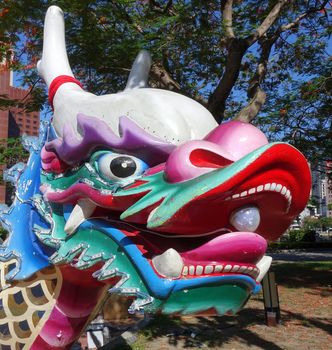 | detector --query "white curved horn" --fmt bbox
[37,5,76,87]
[125,50,152,90]
[40,6,218,144]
